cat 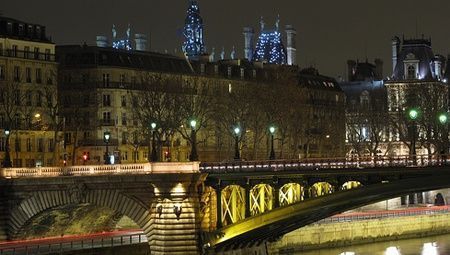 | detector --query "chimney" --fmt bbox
[243,27,254,61]
[285,25,297,65]
[96,36,109,47]
[135,34,148,51]
[374,58,383,80]
[392,36,400,74]
[347,60,356,81]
